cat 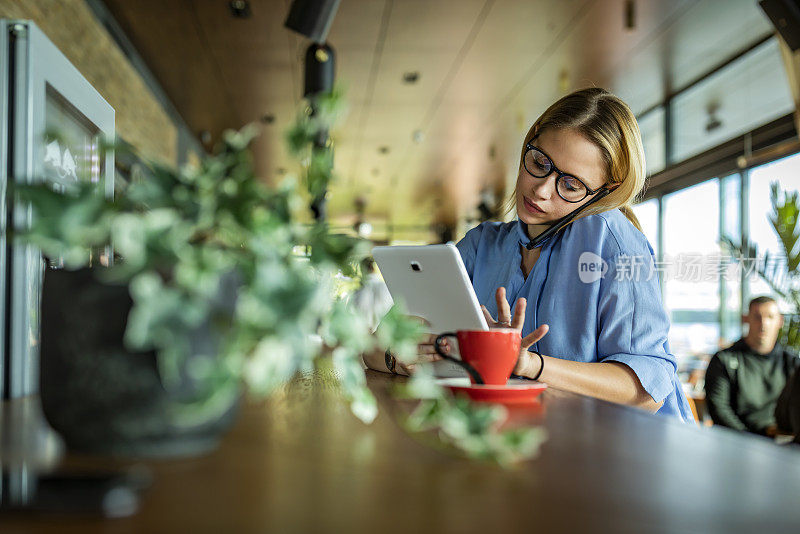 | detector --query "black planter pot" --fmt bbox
[39,268,239,458]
